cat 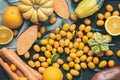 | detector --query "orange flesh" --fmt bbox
[54,0,69,19]
[107,17,120,34]
[0,29,12,43]
[17,26,37,55]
